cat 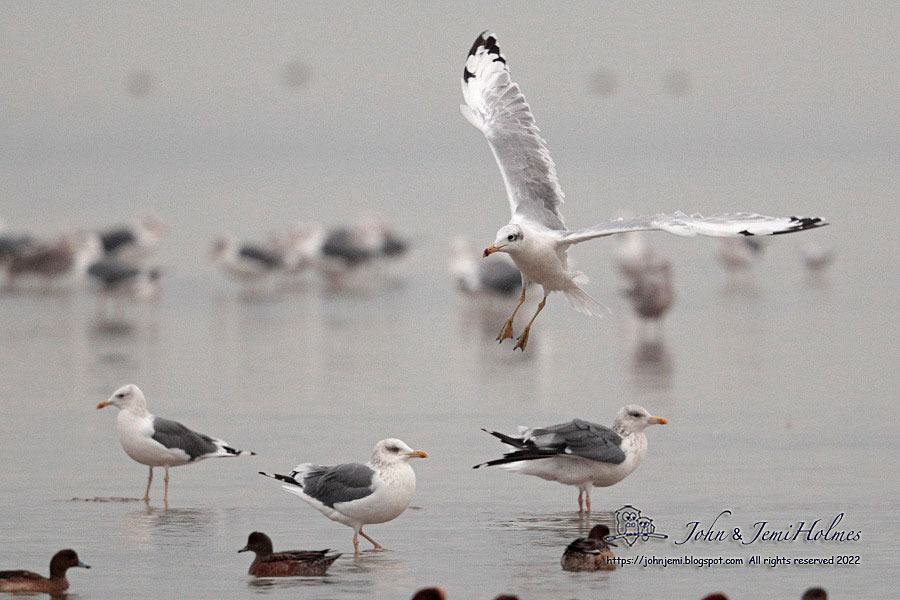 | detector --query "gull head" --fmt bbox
[613,405,667,434]
[372,438,428,466]
[484,224,524,257]
[96,384,146,411]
